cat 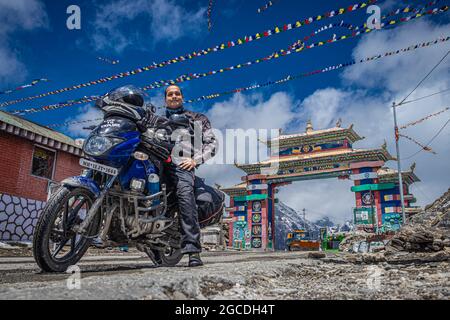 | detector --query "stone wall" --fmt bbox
[0,193,44,241]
